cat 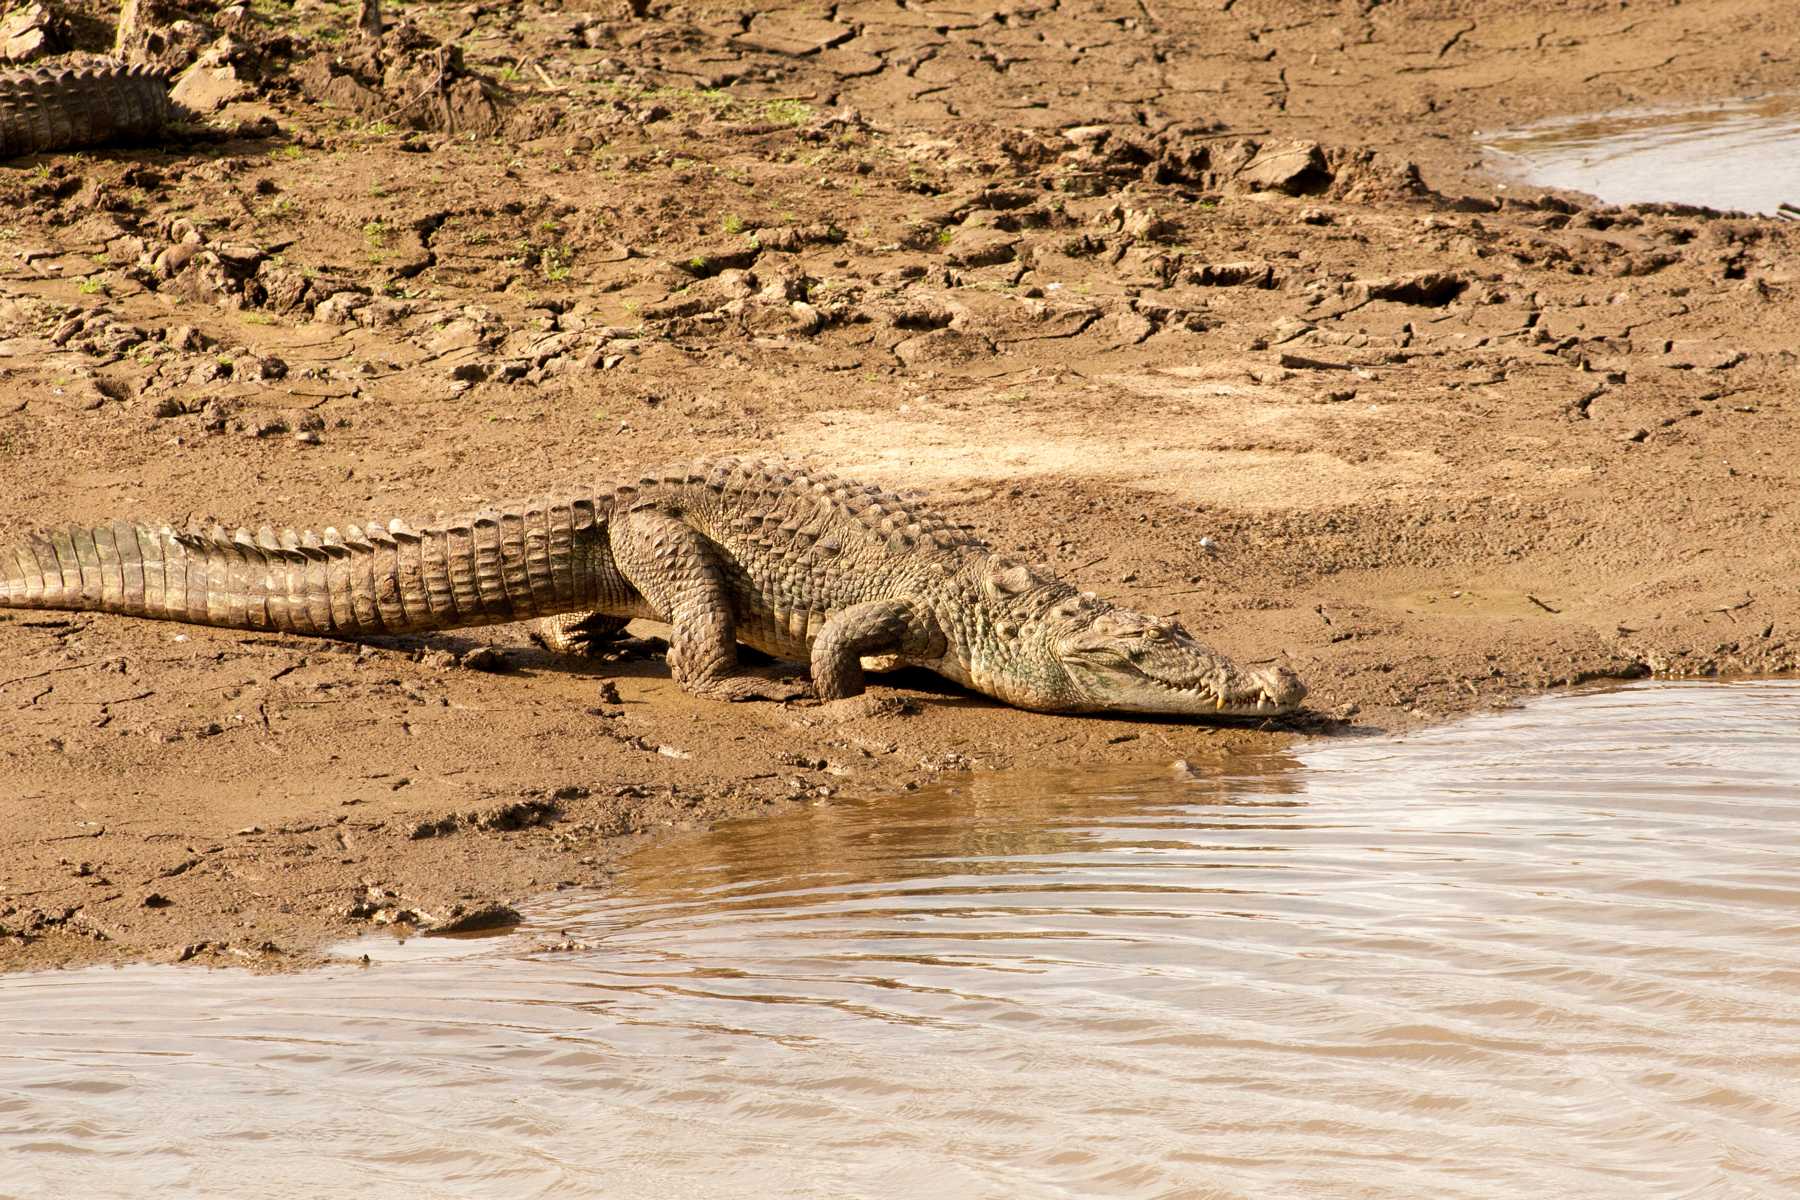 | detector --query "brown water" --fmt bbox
[1482,94,1800,215]
[3,681,1799,1199]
